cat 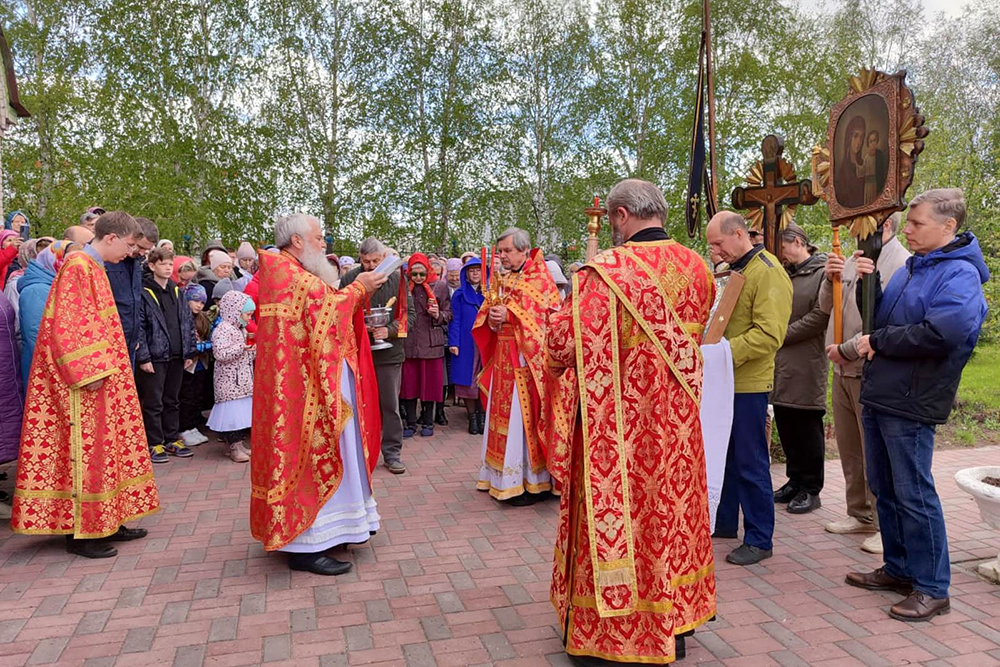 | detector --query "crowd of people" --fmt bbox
[0,179,990,664]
